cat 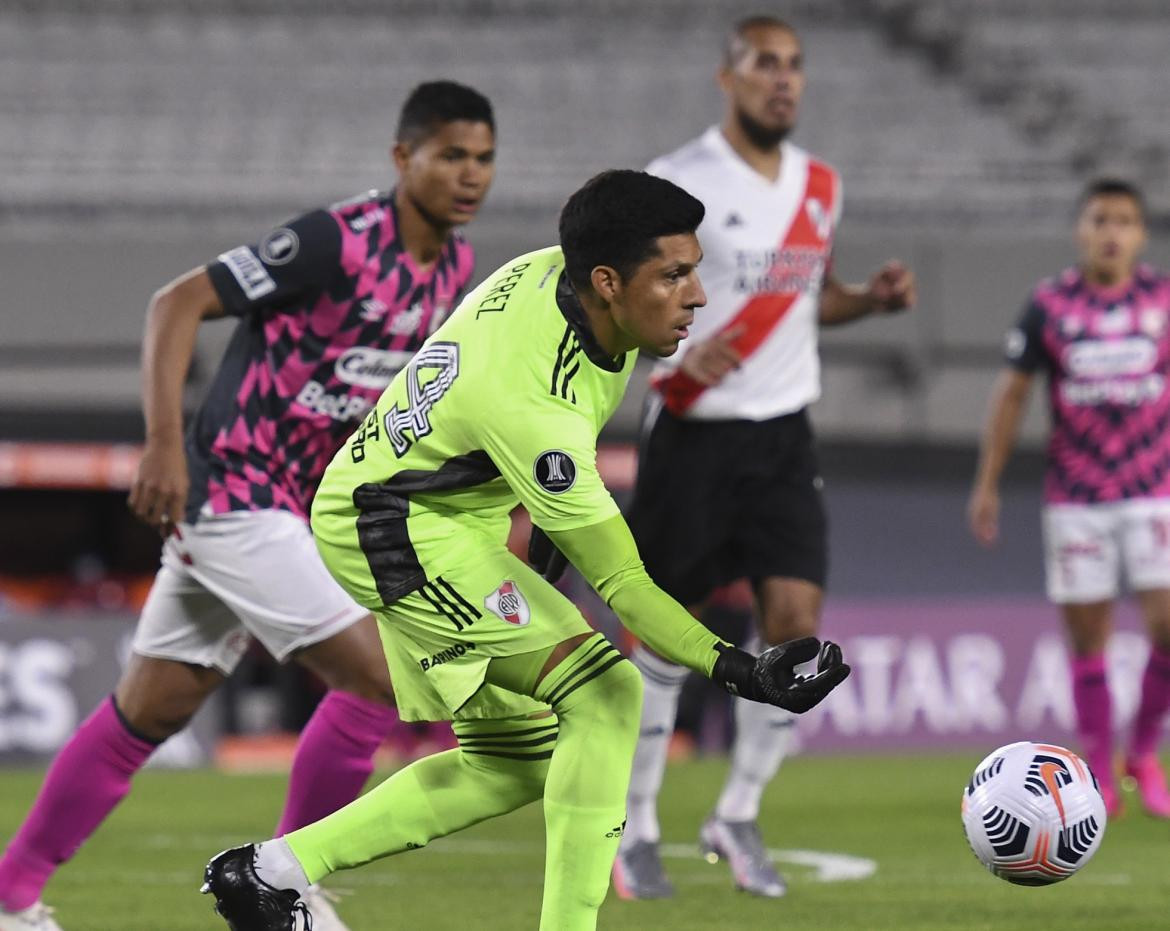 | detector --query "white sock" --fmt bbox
[715,695,797,822]
[252,837,311,894]
[620,646,688,849]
